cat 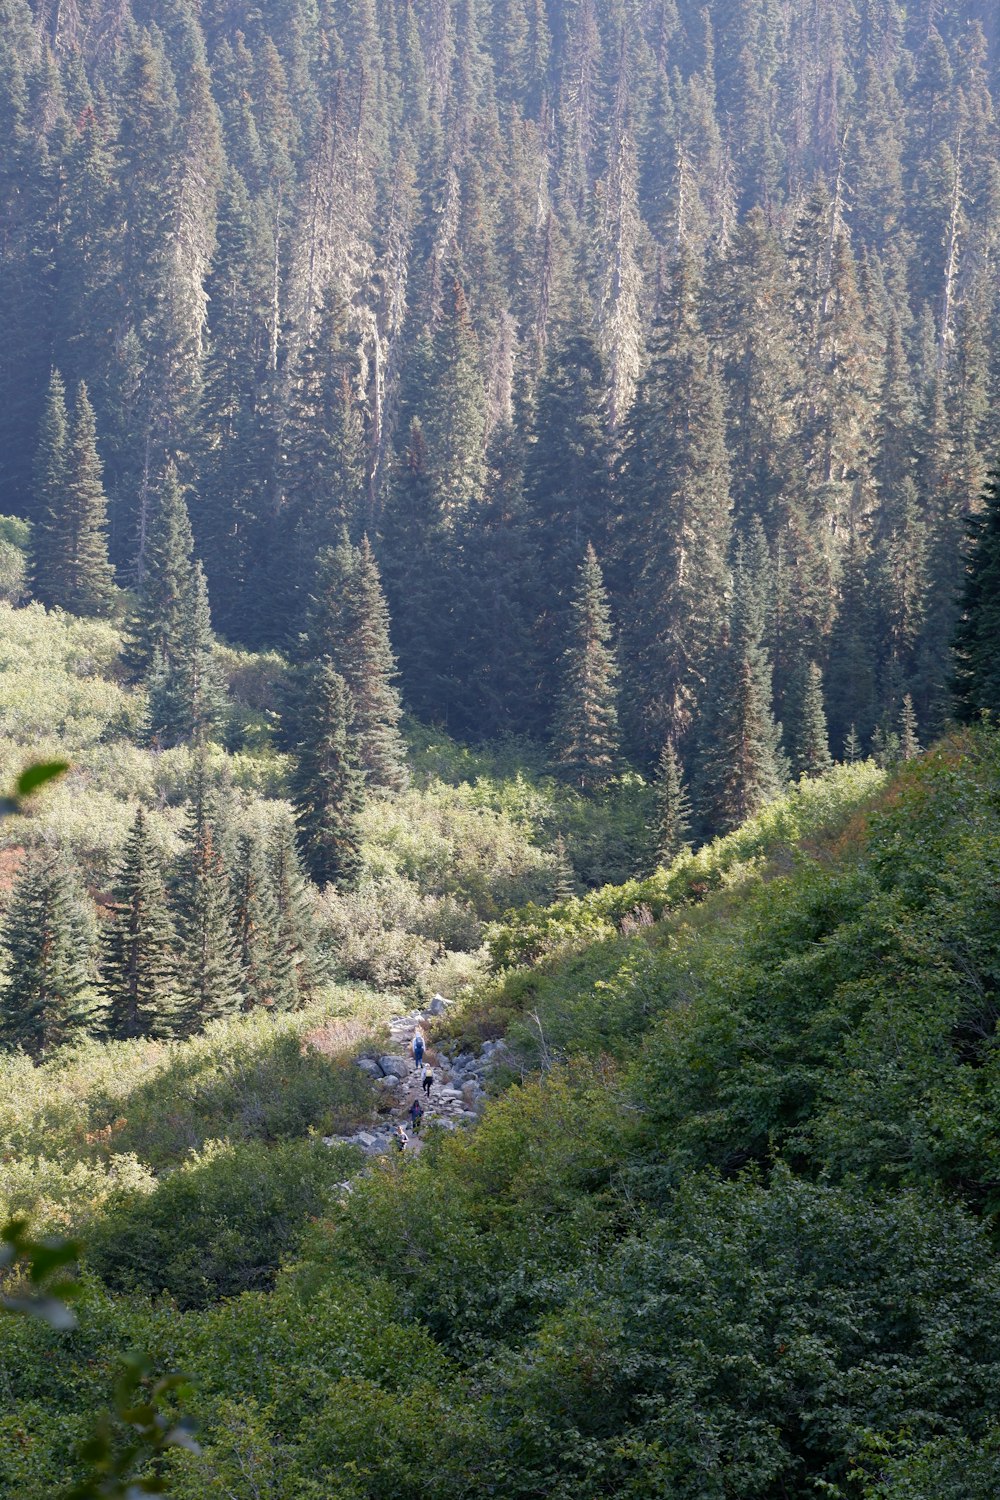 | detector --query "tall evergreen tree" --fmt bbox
[695,542,786,835]
[653,741,692,867]
[101,808,177,1040]
[952,473,1000,722]
[174,762,242,1027]
[0,847,94,1057]
[269,817,321,1010]
[129,467,225,744]
[551,544,621,791]
[303,536,408,791]
[231,829,280,1009]
[619,252,732,761]
[783,659,834,779]
[289,661,365,889]
[30,370,70,592]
